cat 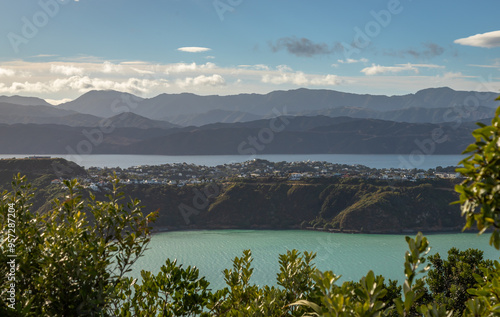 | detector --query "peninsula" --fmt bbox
[0,157,464,234]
